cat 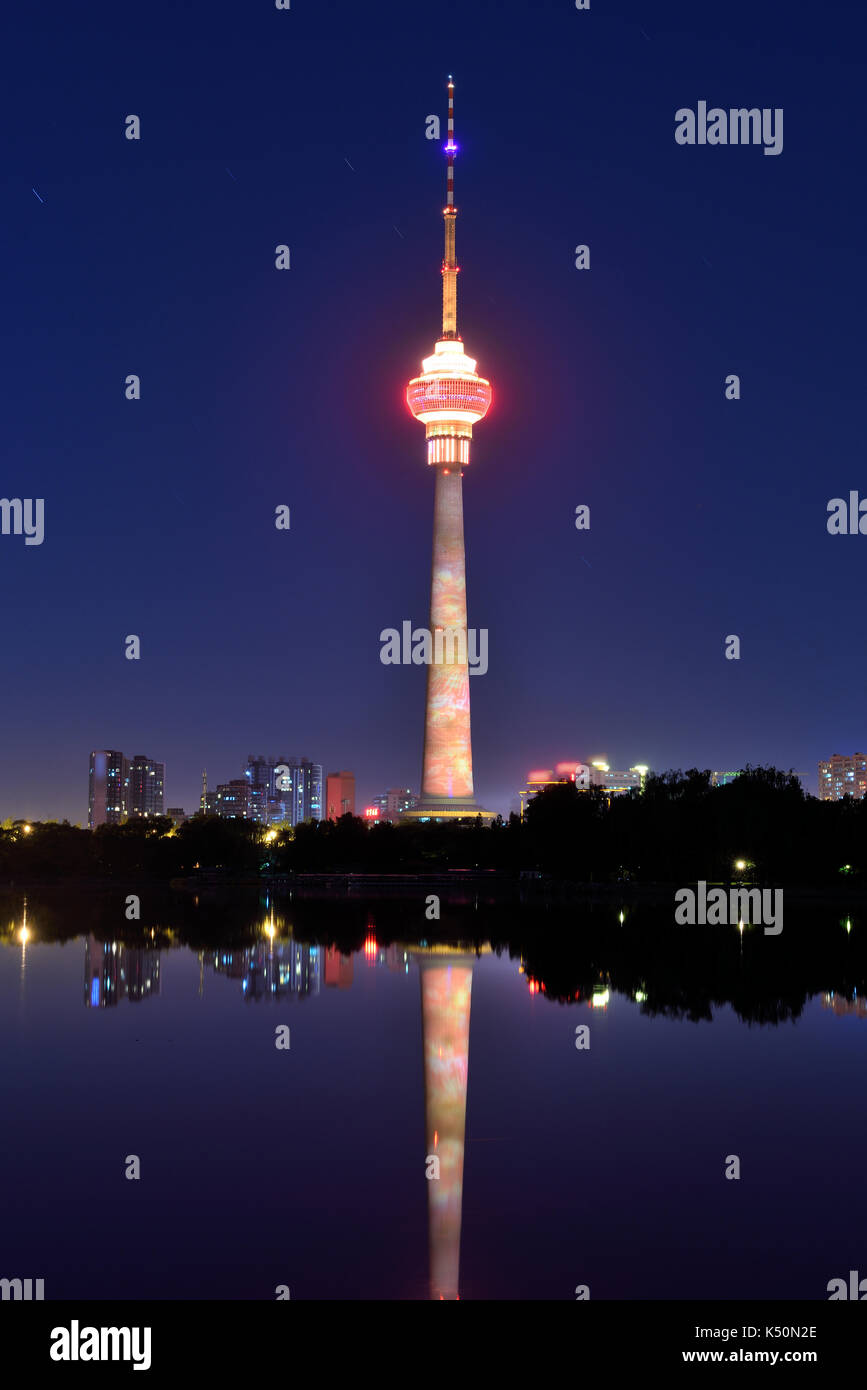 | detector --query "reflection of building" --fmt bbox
[417,954,474,1301]
[822,991,867,1018]
[819,754,867,801]
[324,946,354,989]
[205,941,321,1000]
[124,948,162,1001]
[385,944,409,973]
[128,755,165,819]
[84,936,160,1007]
[88,750,129,827]
[326,771,356,820]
